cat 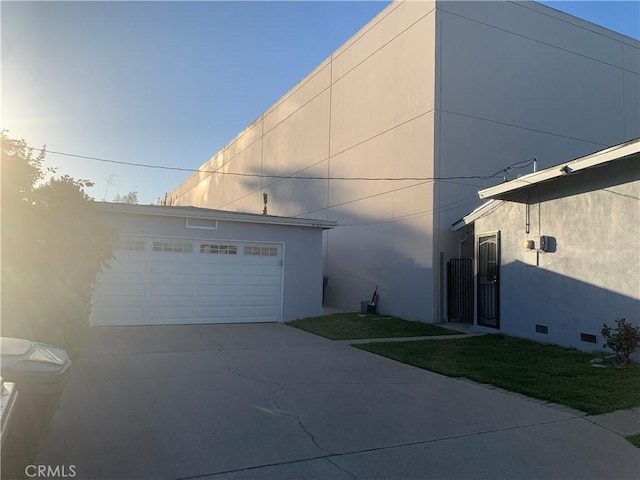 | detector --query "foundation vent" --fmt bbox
[580,333,597,344]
